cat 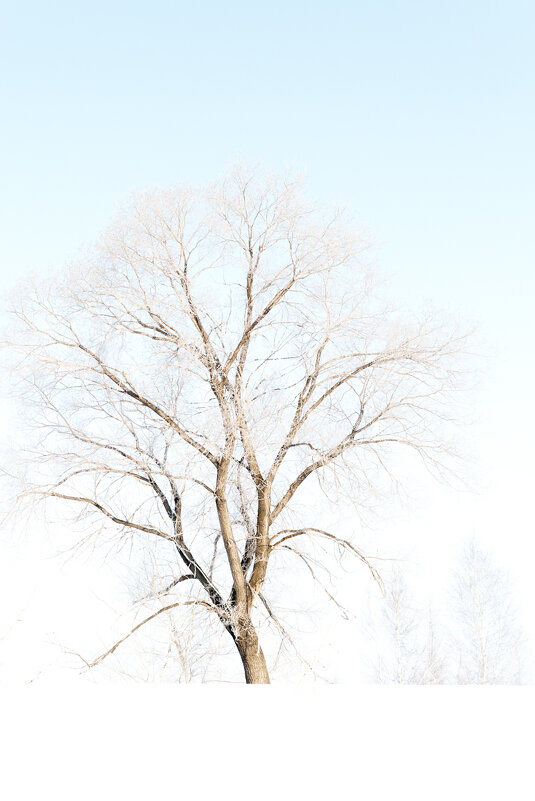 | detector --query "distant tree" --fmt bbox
[451,539,526,684]
[7,167,464,683]
[372,568,445,684]
[369,539,528,685]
